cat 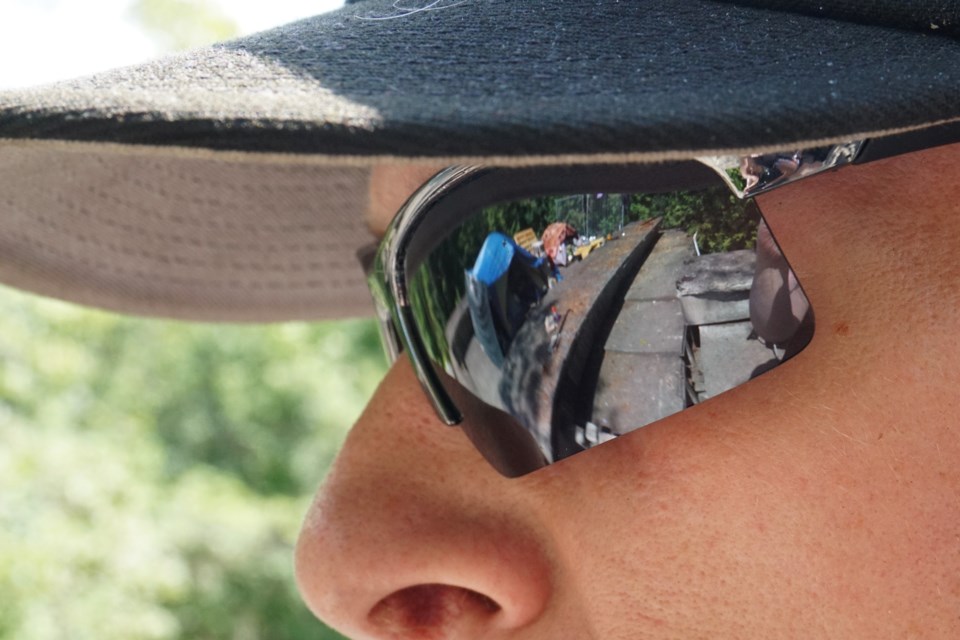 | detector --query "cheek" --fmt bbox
[525,404,827,633]
[526,335,959,635]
